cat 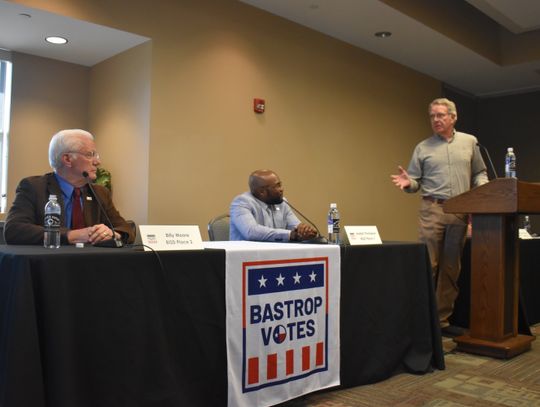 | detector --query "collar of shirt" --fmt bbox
[435,129,456,143]
[54,173,75,201]
[249,193,278,212]
[54,173,77,228]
